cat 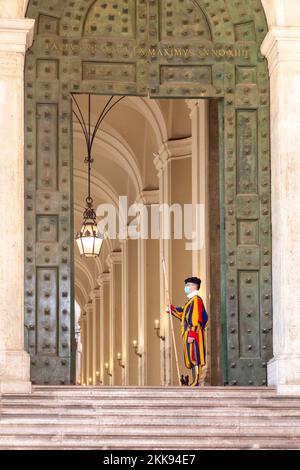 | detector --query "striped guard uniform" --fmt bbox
[170,295,208,370]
